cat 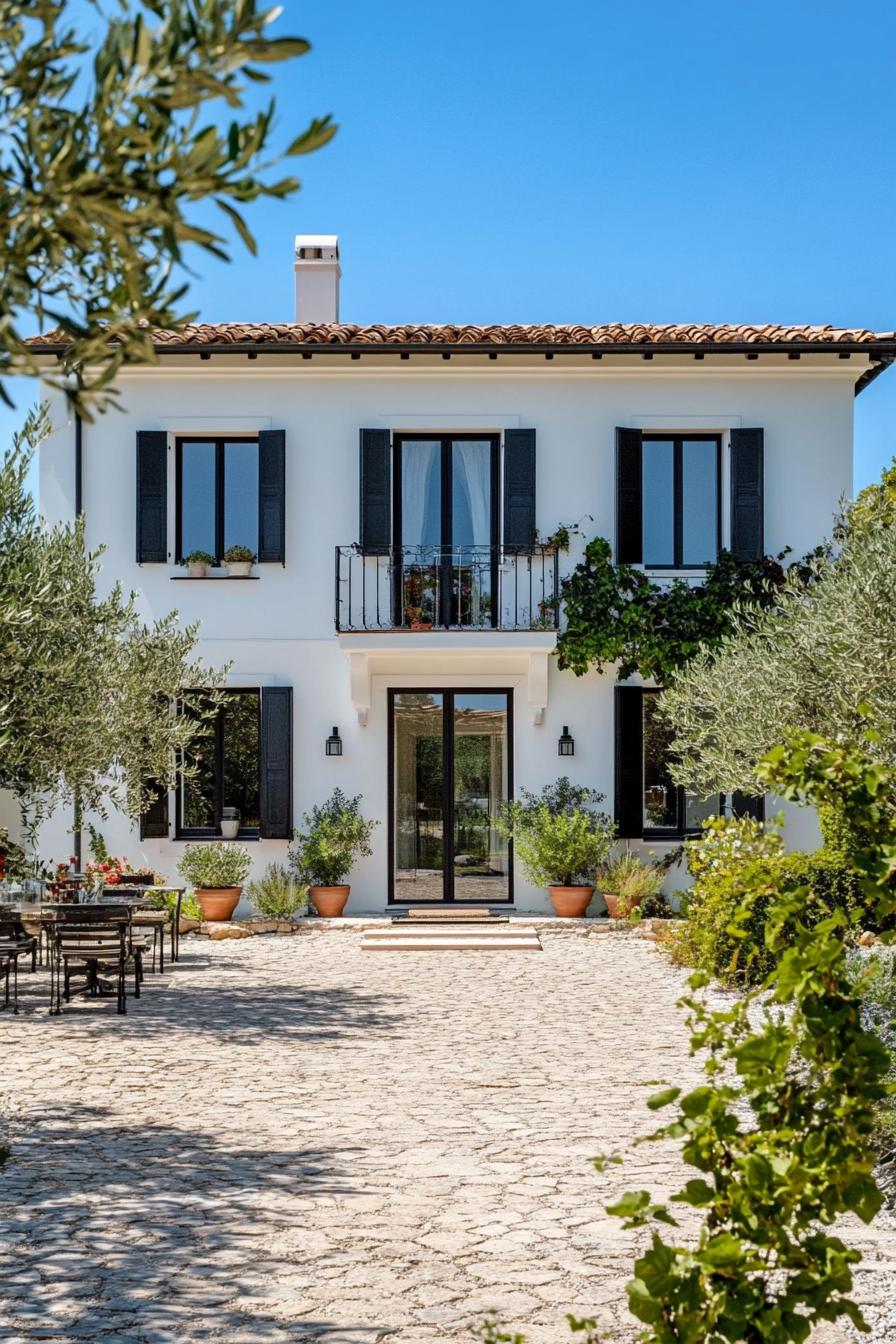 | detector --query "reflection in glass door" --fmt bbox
[390,690,512,902]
